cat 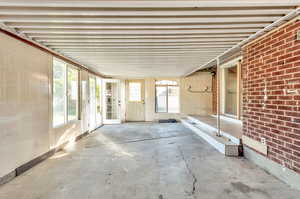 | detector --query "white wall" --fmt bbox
[0,32,214,178]
[0,33,51,177]
[0,32,96,178]
[143,72,213,121]
[180,72,213,115]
